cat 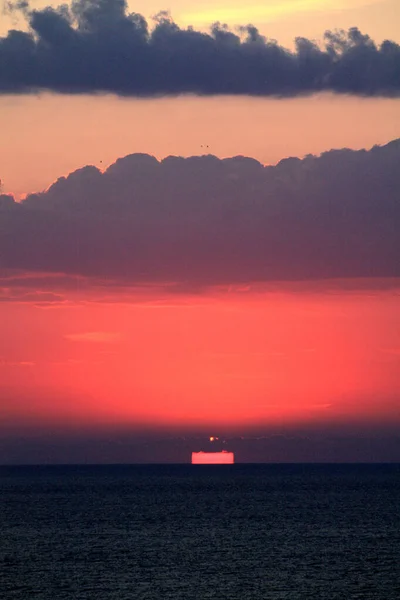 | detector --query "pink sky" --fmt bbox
[1,281,399,453]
